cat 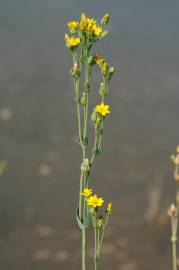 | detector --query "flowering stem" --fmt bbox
[67,16,114,270]
[171,217,177,270]
[80,43,89,270]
